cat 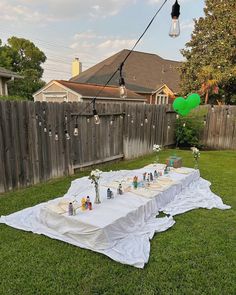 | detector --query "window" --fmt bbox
[155,94,168,105]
